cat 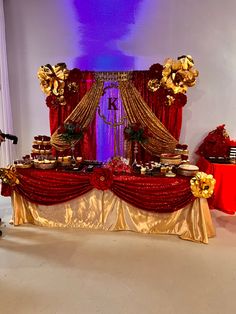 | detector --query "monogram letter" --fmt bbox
[108,98,118,110]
